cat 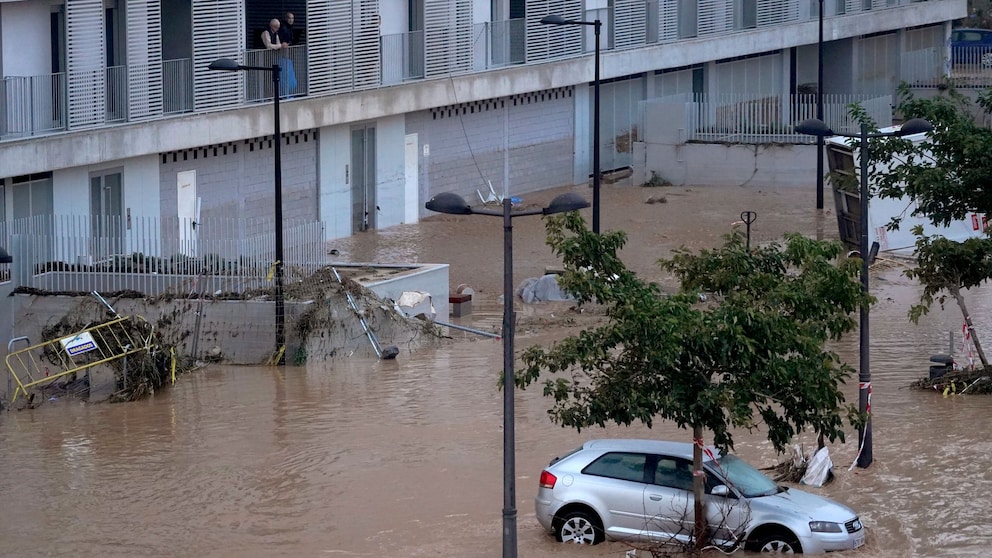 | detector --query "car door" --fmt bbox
[643,456,695,544]
[580,451,653,540]
[644,456,750,548]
